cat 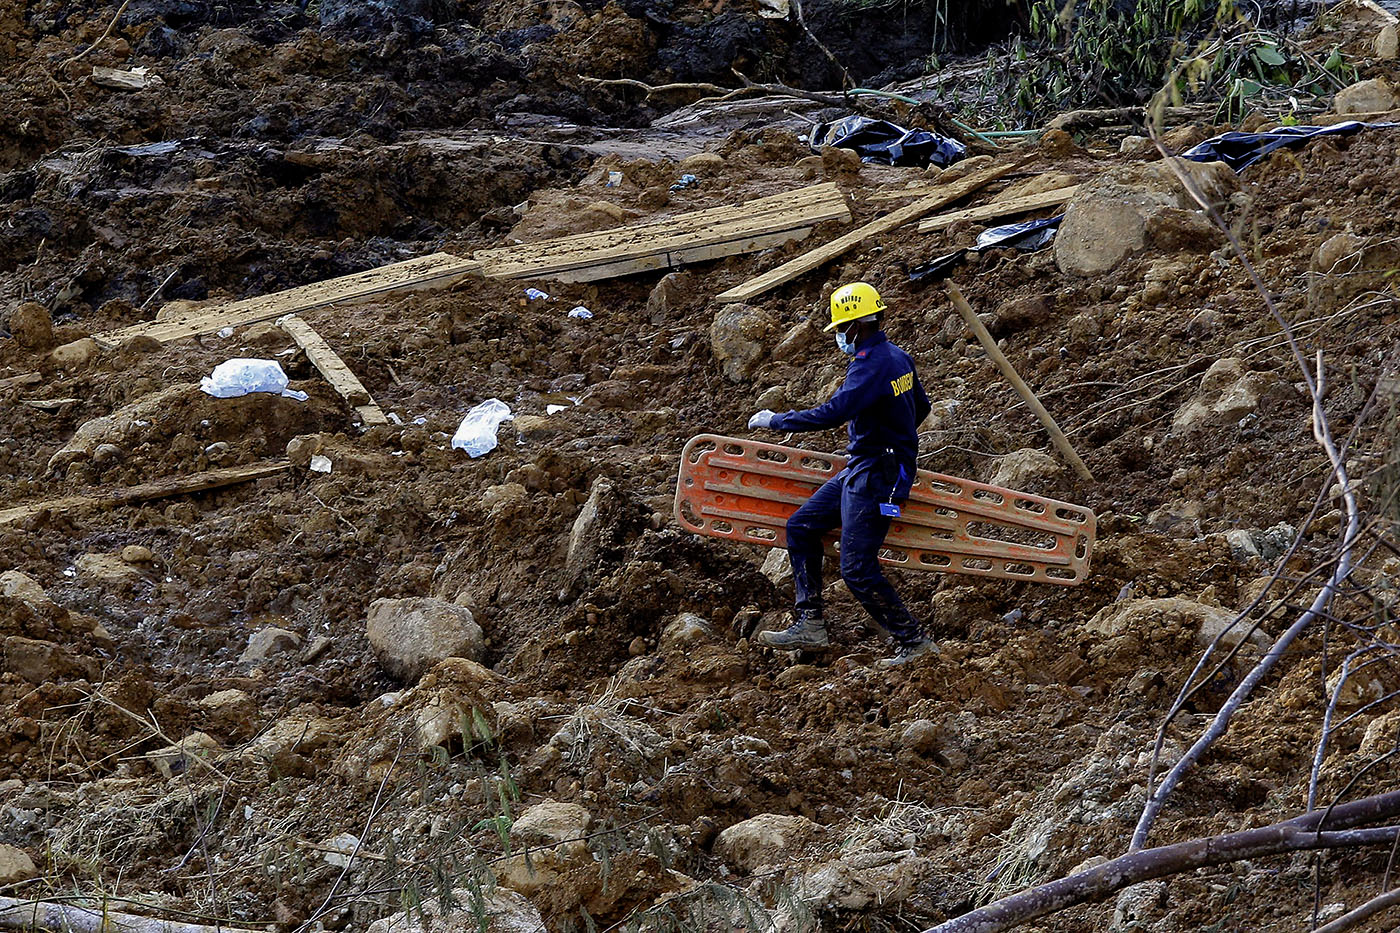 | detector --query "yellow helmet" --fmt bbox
[826,282,887,332]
